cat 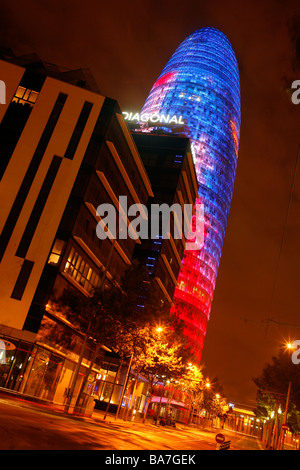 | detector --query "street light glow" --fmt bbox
[283,339,296,351]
